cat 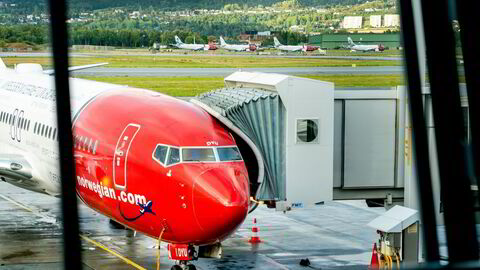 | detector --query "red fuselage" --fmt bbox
[73,89,250,245]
